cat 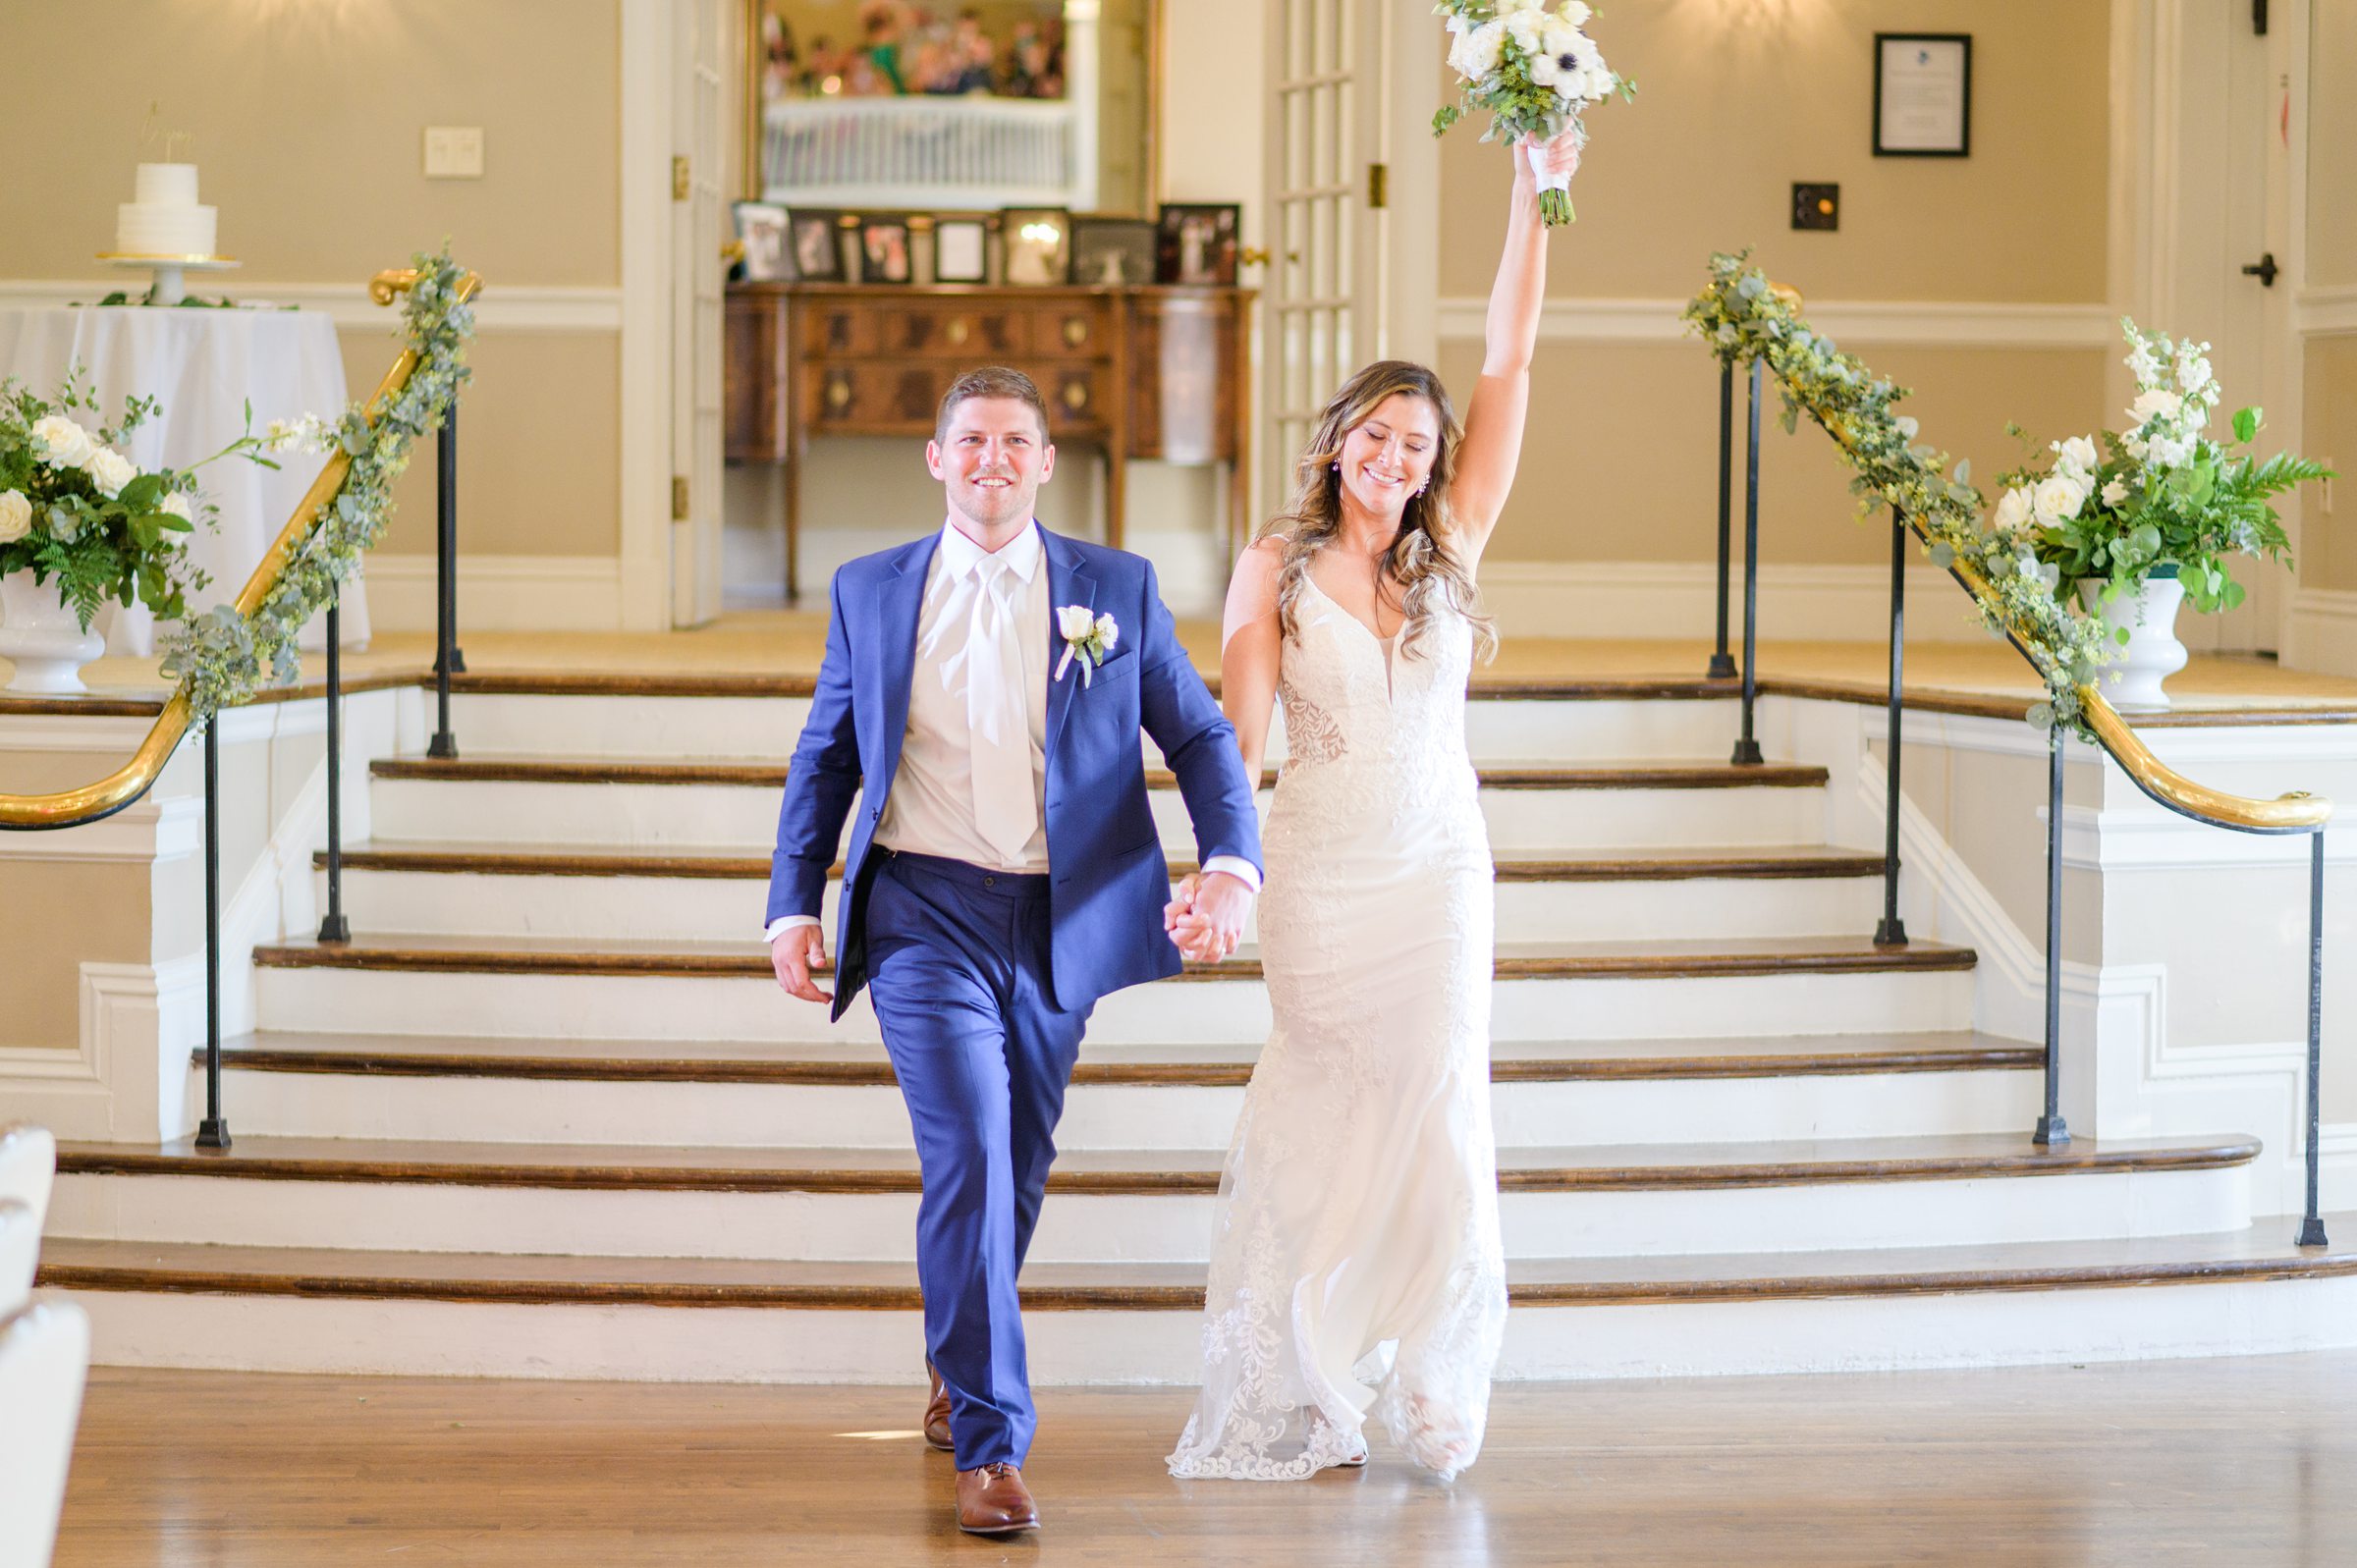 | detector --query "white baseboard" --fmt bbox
[1479,561,1982,644]
[368,555,625,633]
